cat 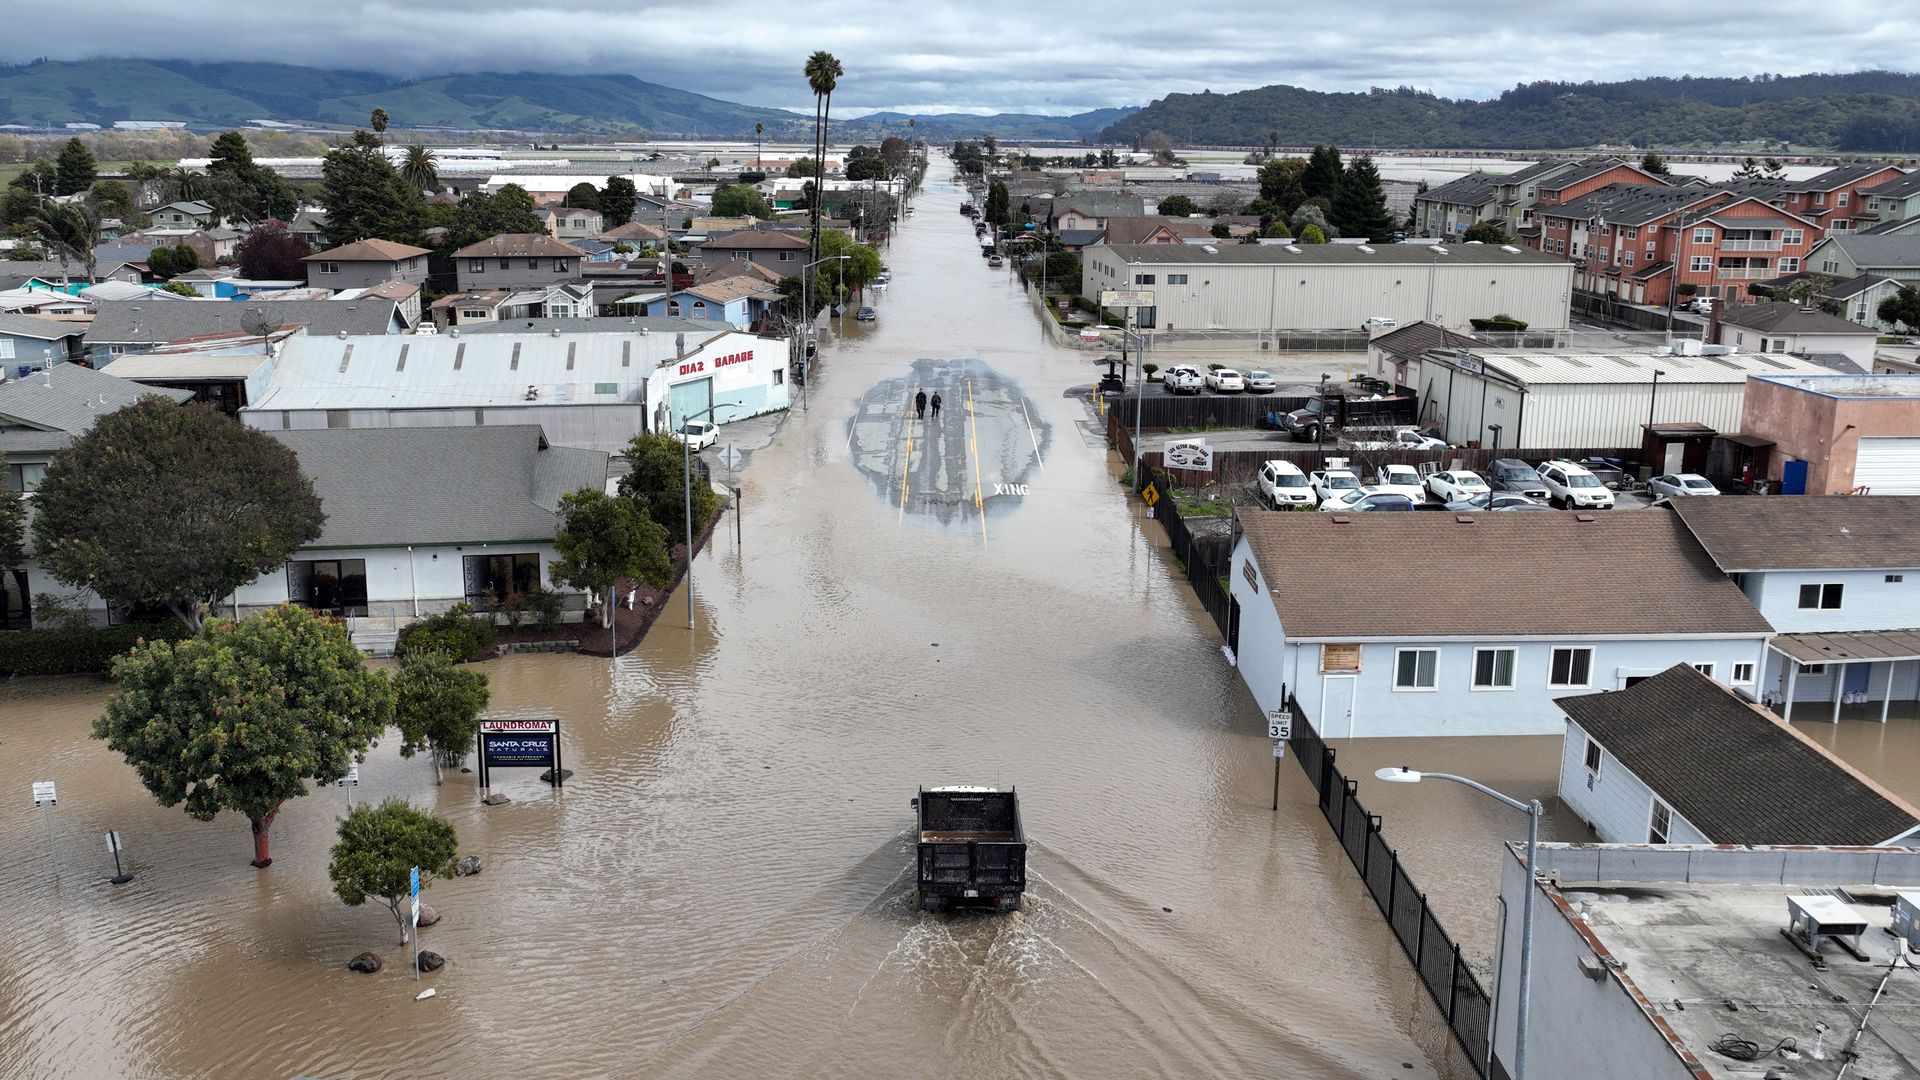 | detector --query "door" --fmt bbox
[1781,459,1809,496]
[1321,675,1358,739]
[1854,437,1920,494]
[668,376,714,431]
[1844,663,1870,696]
[1227,597,1241,652]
